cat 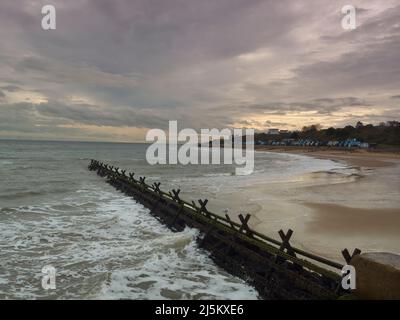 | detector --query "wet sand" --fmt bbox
[212,147,400,262]
[255,146,400,168]
[260,148,399,260]
[305,203,400,235]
